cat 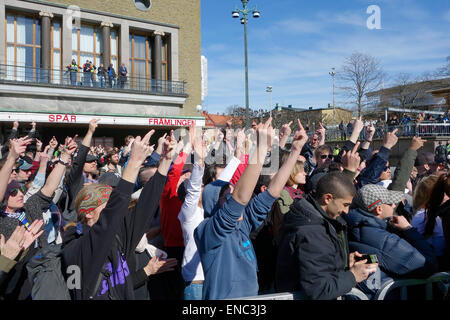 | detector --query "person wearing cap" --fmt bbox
[344,184,438,298]
[15,156,34,189]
